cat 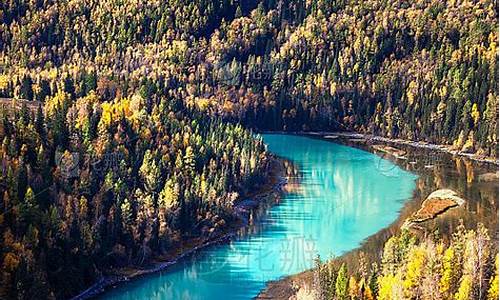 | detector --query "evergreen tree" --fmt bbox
[335,263,348,300]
